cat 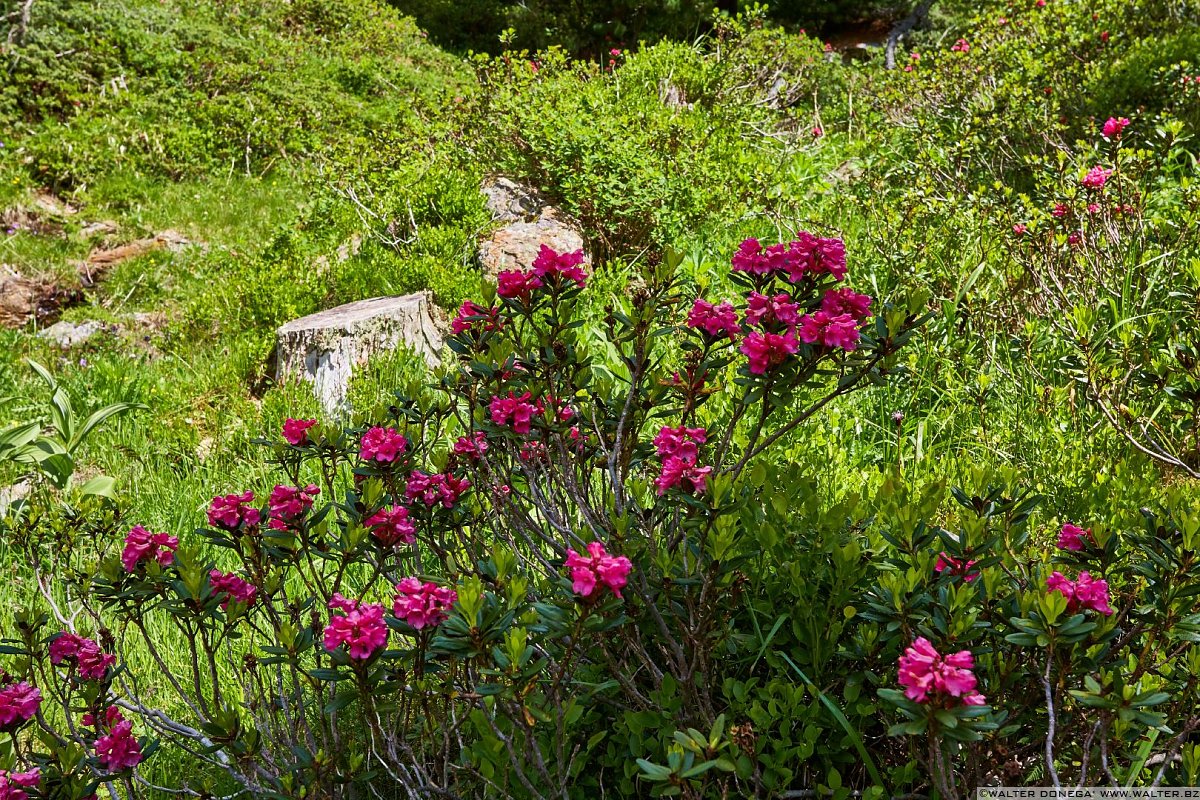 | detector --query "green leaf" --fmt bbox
[76,474,117,499]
